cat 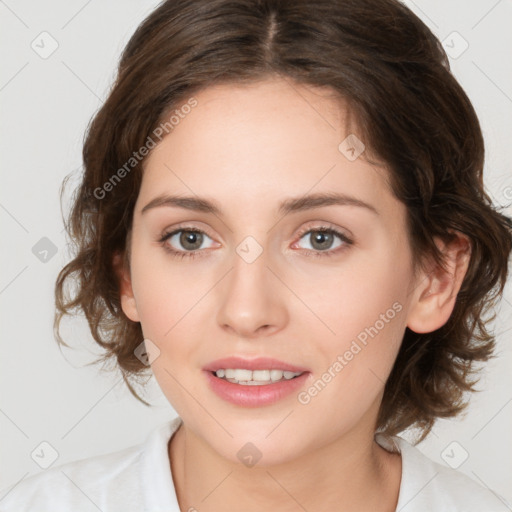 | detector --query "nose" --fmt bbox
[216,243,288,339]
